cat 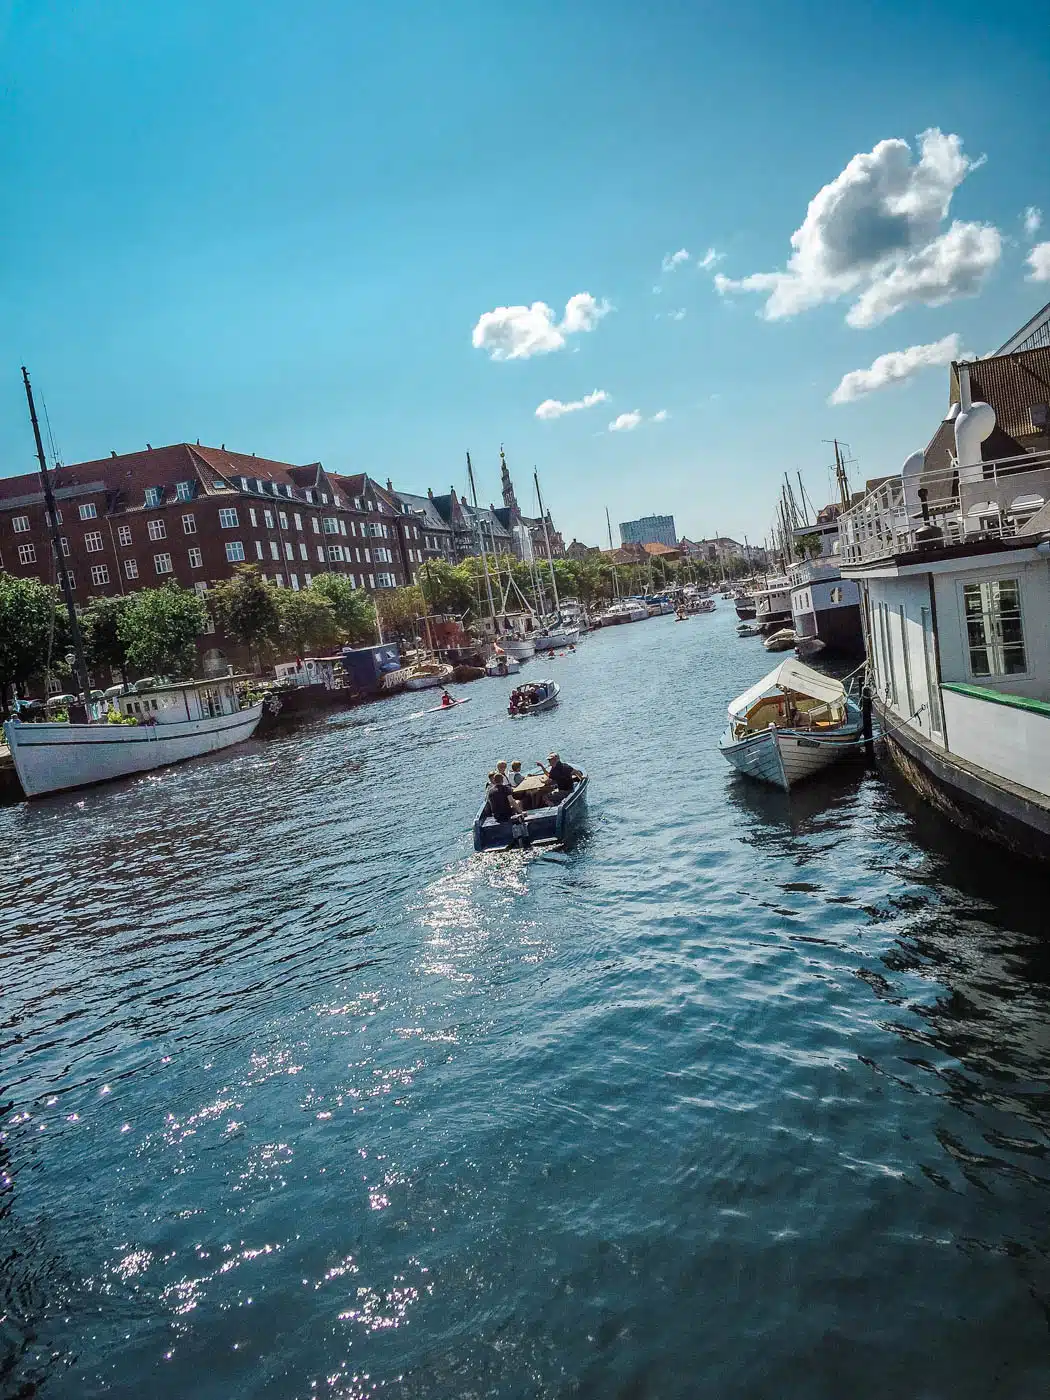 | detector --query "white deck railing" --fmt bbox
[839,449,1050,565]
